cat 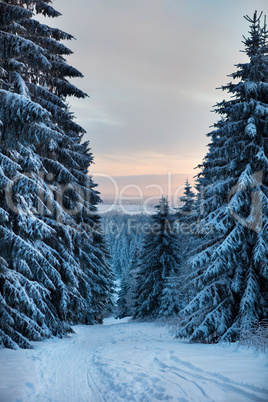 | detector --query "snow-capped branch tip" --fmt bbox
[244,11,263,25]
[35,2,62,19]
